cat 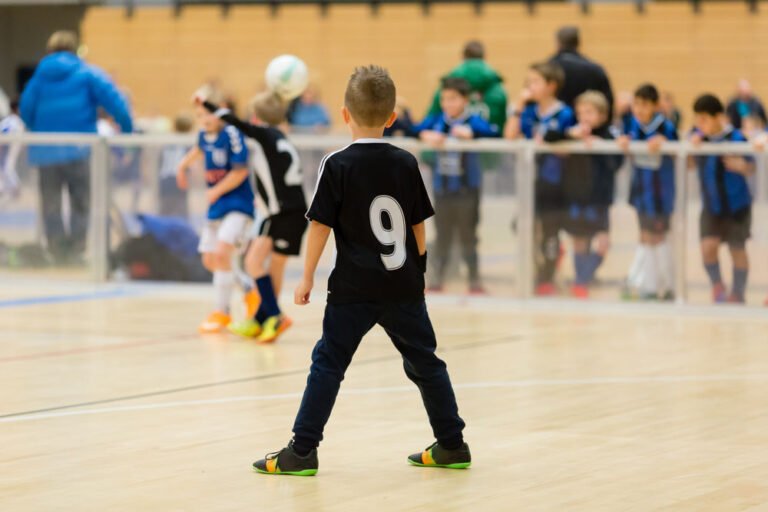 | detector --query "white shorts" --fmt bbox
[198,212,252,254]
